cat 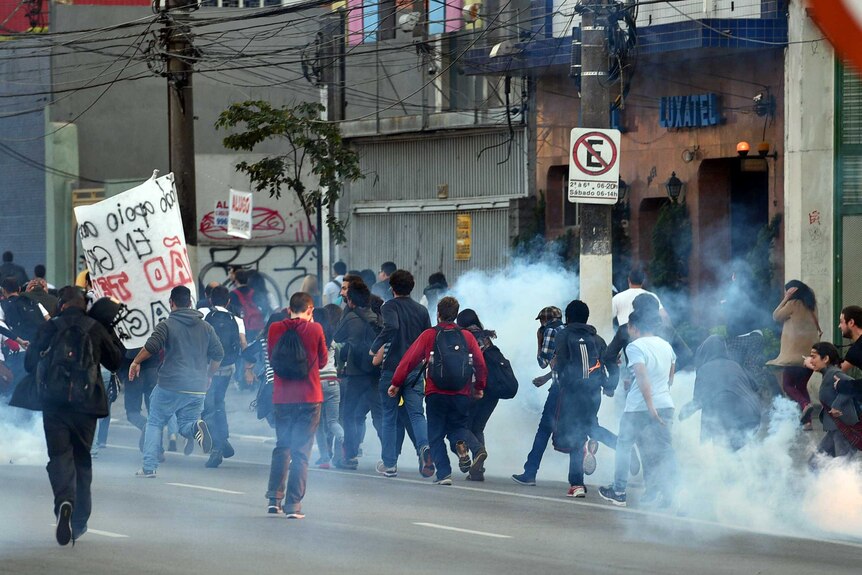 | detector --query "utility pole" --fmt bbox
[163,0,197,246]
[318,11,346,291]
[578,1,613,337]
